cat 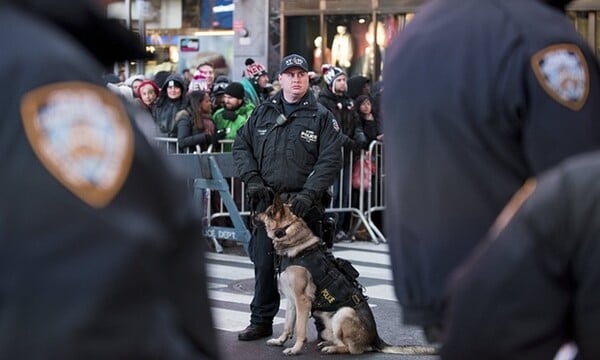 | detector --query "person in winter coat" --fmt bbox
[176,90,225,153]
[233,53,342,342]
[213,82,256,152]
[240,58,270,106]
[442,150,600,360]
[0,0,220,358]
[318,64,368,240]
[136,79,160,114]
[382,0,600,343]
[152,72,187,138]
